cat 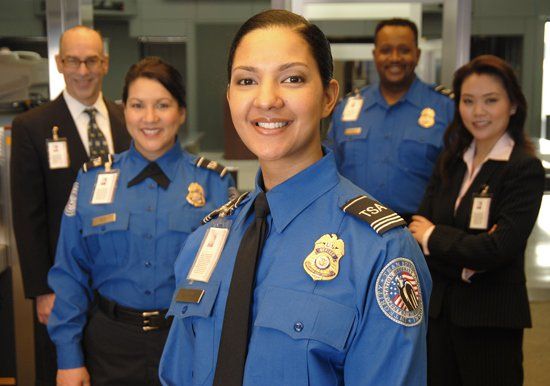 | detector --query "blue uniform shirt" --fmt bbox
[159,150,432,386]
[47,142,234,369]
[326,77,455,215]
